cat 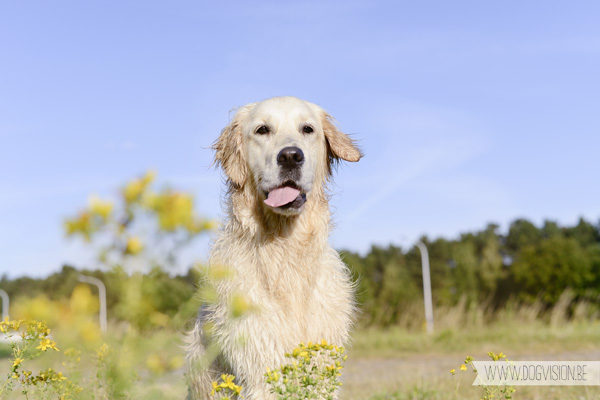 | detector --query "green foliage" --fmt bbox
[3,215,599,330]
[342,218,600,327]
[505,219,542,257]
[512,237,594,303]
[265,341,347,399]
[345,245,420,326]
